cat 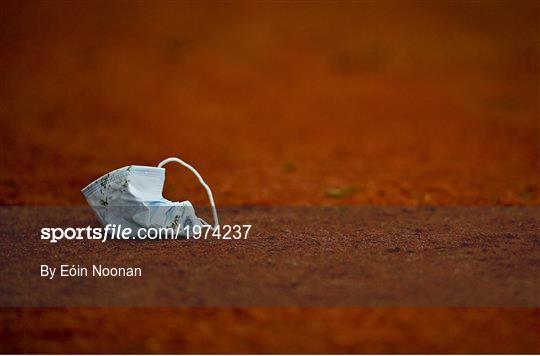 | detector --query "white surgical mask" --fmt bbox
[82,157,218,236]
